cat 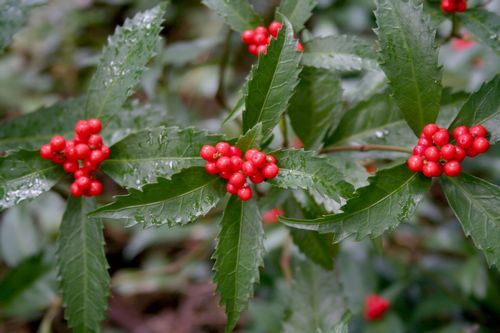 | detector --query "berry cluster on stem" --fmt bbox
[200,142,279,201]
[241,21,303,56]
[364,294,390,321]
[40,118,109,197]
[441,0,467,13]
[407,123,489,177]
